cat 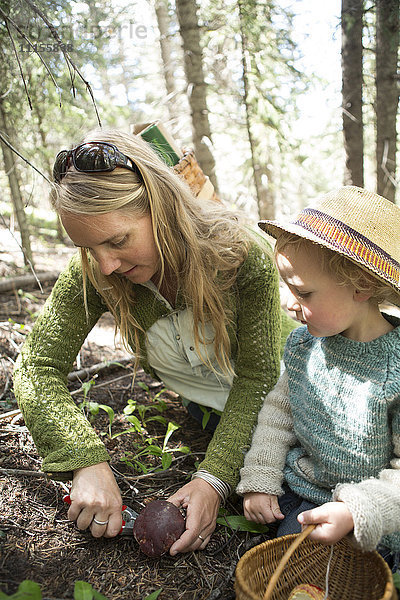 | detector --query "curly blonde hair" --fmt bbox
[274,232,398,305]
[51,128,254,375]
